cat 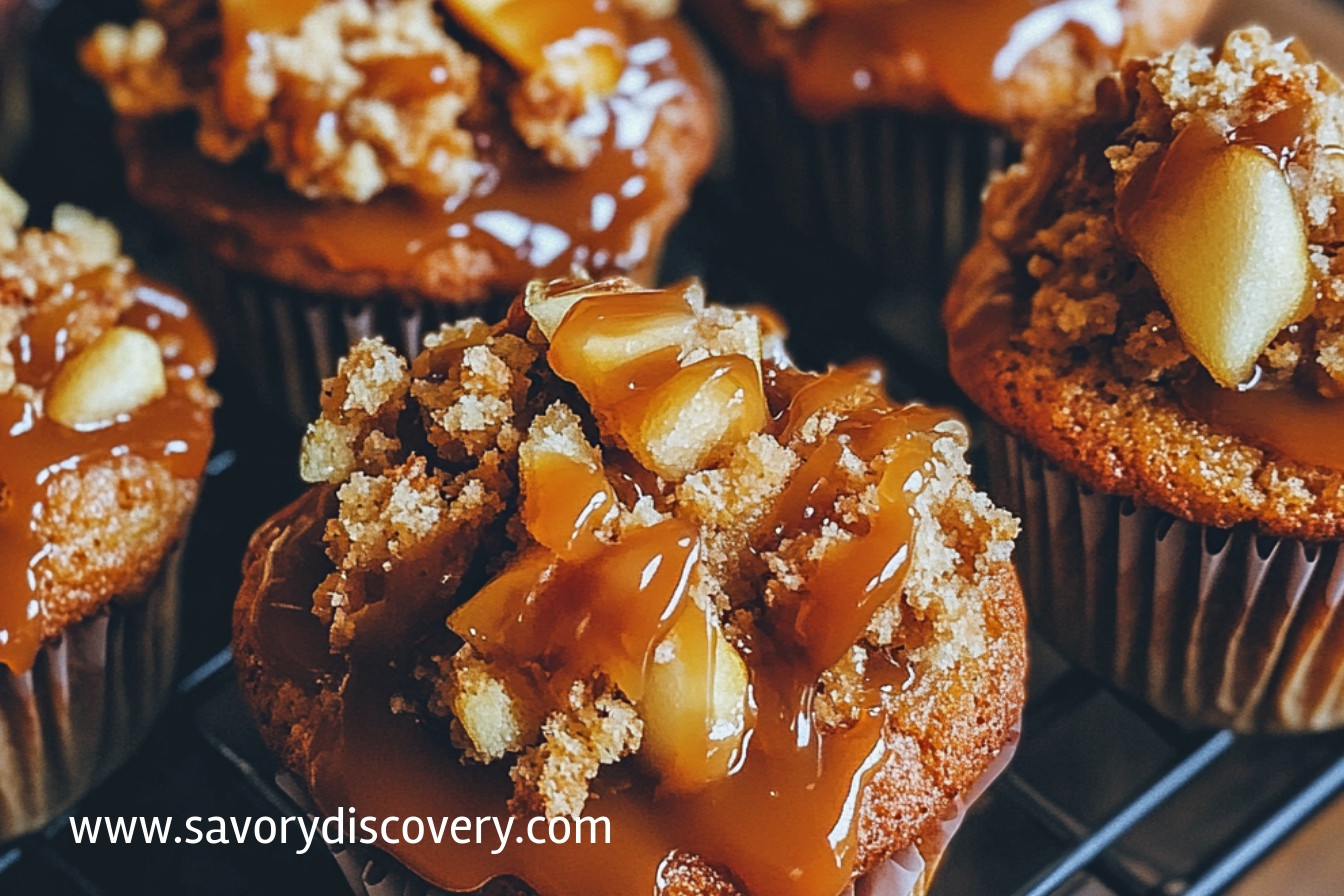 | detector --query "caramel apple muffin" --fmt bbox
[82,0,718,425]
[686,0,1213,339]
[0,178,216,839]
[235,274,1025,896]
[948,28,1344,731]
